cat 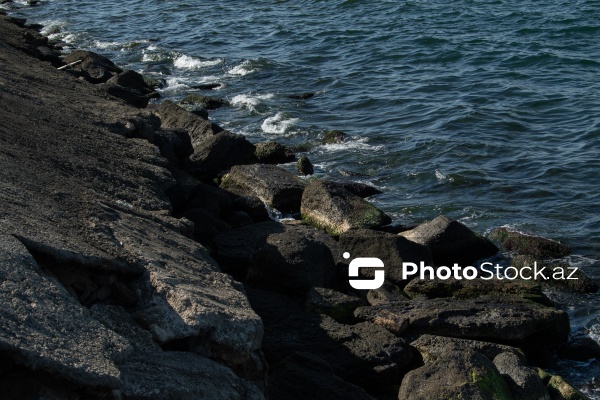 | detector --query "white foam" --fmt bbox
[231,93,274,112]
[158,77,191,93]
[261,112,299,134]
[173,54,222,70]
[228,60,254,76]
[435,168,454,182]
[321,137,385,152]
